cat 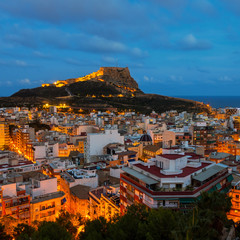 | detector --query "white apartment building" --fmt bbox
[85,126,124,162]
